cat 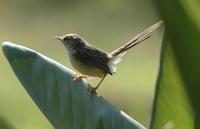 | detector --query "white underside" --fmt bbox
[107,52,126,73]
